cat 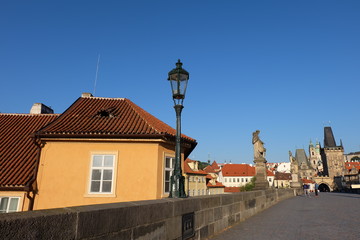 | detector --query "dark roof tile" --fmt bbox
[37,97,196,144]
[0,114,58,187]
